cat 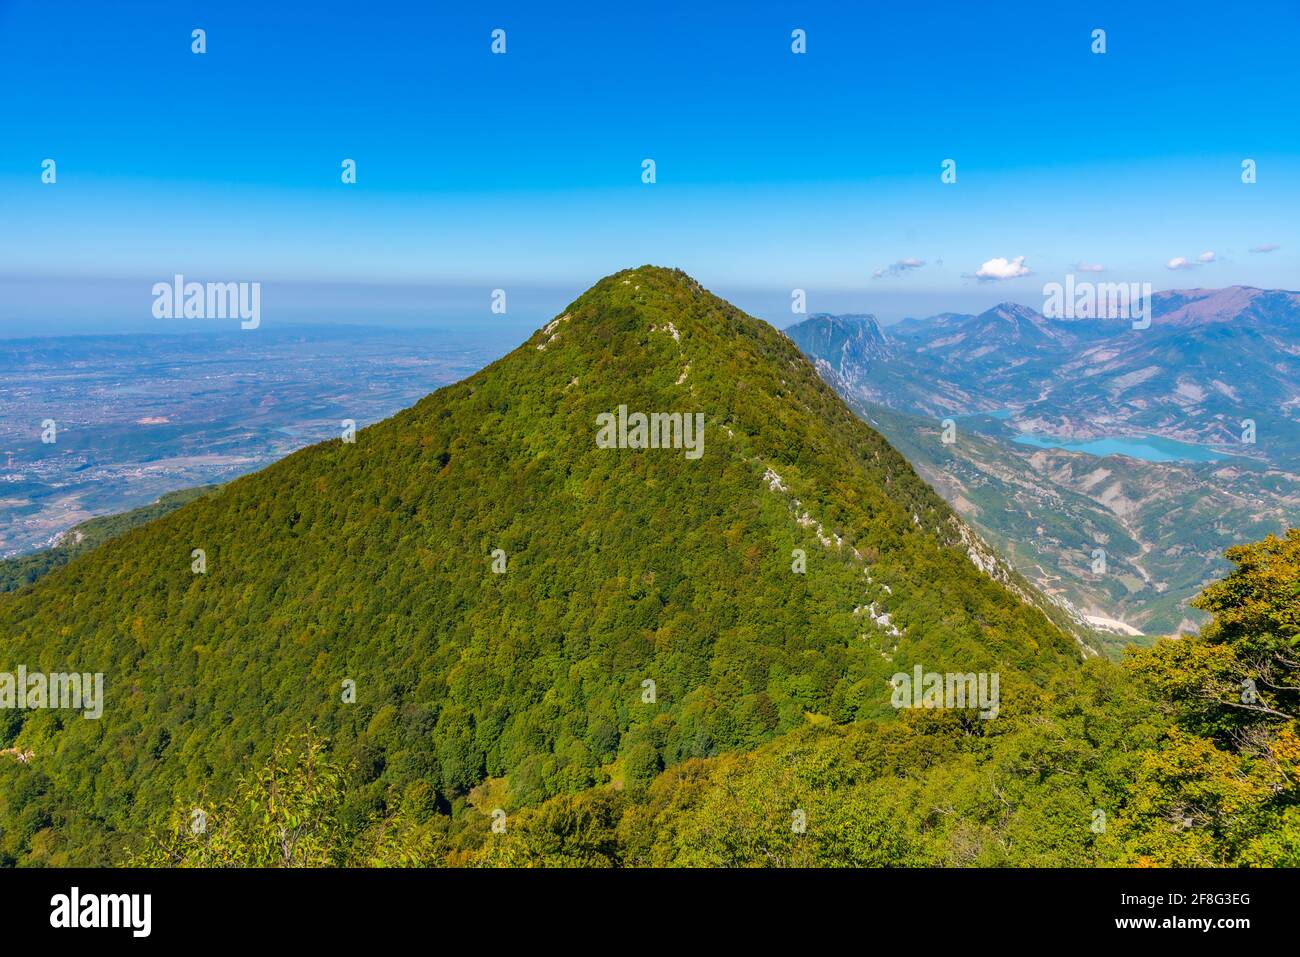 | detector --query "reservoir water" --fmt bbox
[1012,433,1228,463]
